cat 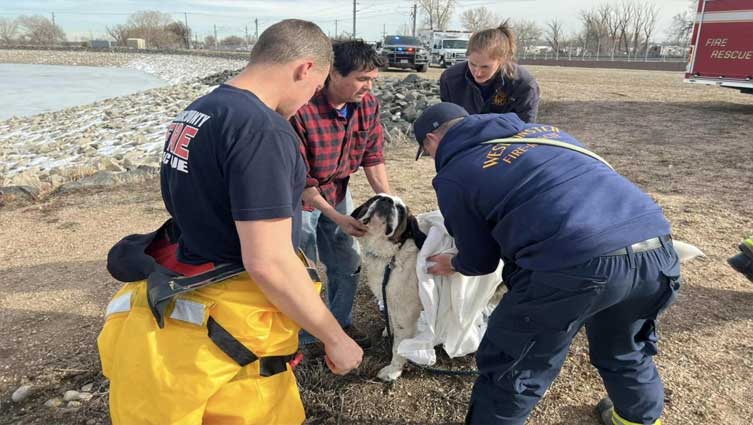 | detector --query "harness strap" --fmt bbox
[381,258,395,344]
[482,137,614,170]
